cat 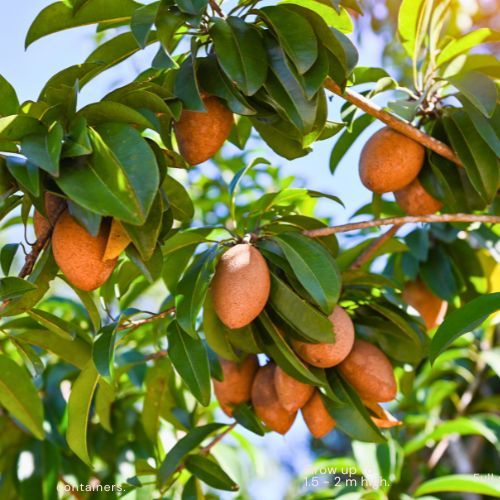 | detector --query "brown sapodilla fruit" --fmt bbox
[174,95,233,165]
[402,279,448,330]
[52,211,117,292]
[338,339,397,402]
[252,364,296,435]
[359,127,425,193]
[34,192,66,238]
[214,355,259,417]
[301,391,336,439]
[274,366,314,413]
[291,306,355,368]
[394,178,443,215]
[211,244,271,329]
